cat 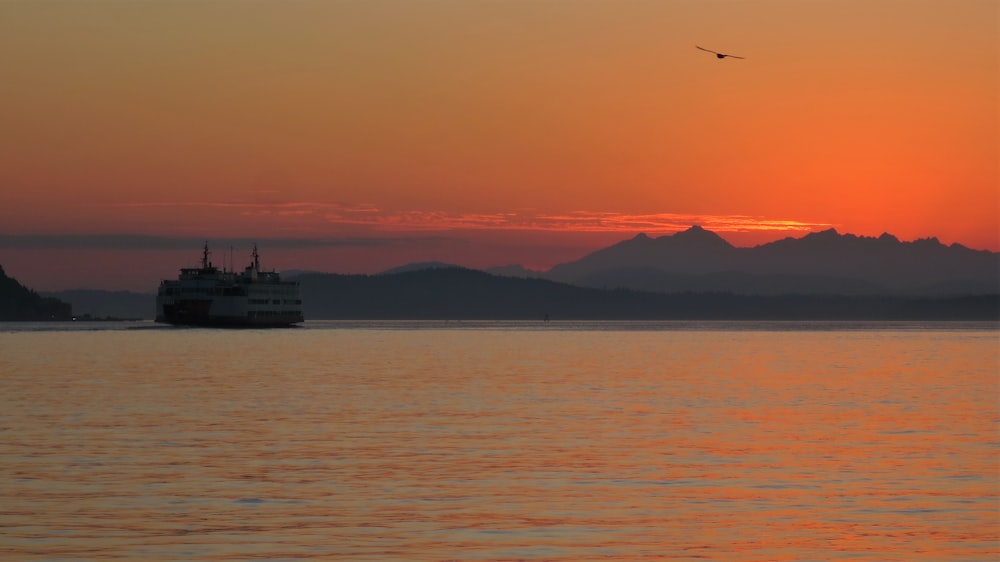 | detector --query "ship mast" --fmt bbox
[202,241,210,269]
[252,244,260,271]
